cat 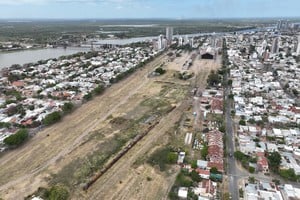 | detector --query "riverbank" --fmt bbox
[0,47,90,69]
